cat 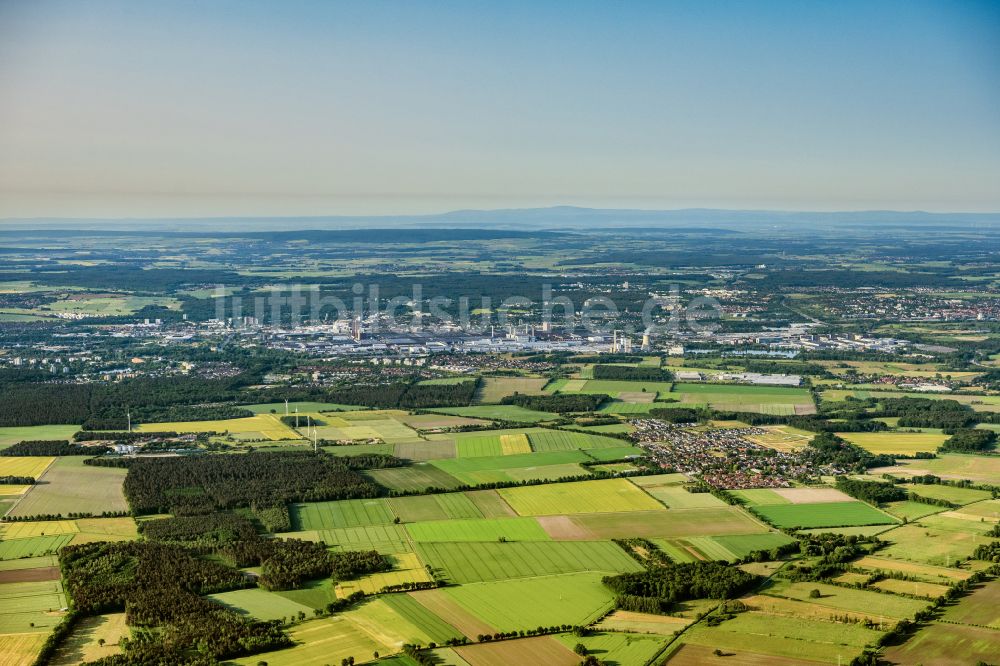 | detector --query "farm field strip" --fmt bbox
[681,611,884,664]
[454,636,579,665]
[0,534,74,560]
[526,430,629,452]
[415,540,643,583]
[498,478,665,515]
[444,572,617,632]
[364,464,463,492]
[838,432,948,456]
[405,517,551,542]
[563,507,770,540]
[753,501,898,529]
[290,498,394,530]
[335,552,433,597]
[7,456,128,518]
[764,579,929,620]
[387,492,483,523]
